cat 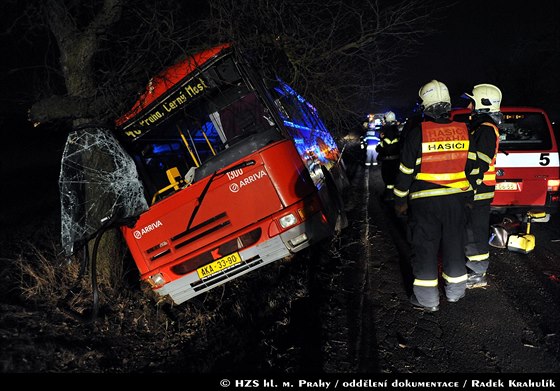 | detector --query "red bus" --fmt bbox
[451,107,559,221]
[114,43,349,305]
